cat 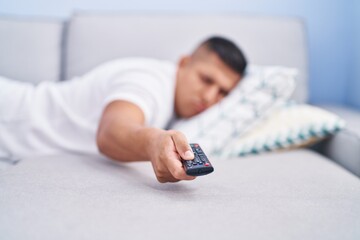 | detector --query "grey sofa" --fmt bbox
[1,13,360,240]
